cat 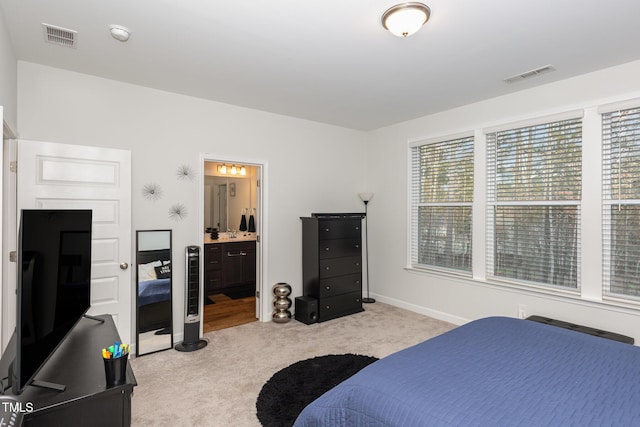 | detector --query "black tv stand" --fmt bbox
[0,314,136,426]
[83,313,106,323]
[30,379,66,392]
